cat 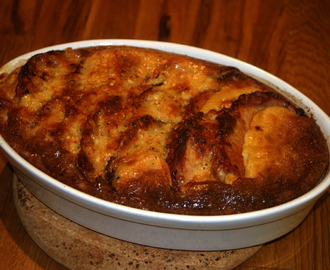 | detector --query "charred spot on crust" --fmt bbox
[131,115,156,130]
[216,110,236,138]
[98,95,123,115]
[77,150,94,173]
[16,64,34,98]
[216,66,242,82]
